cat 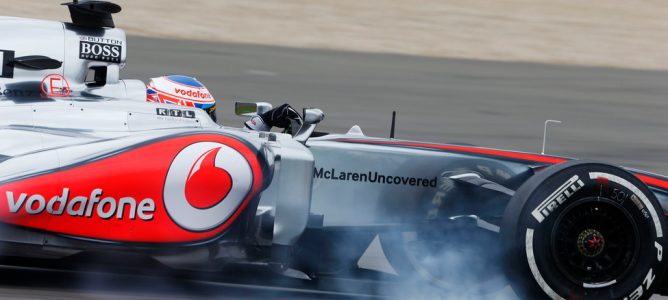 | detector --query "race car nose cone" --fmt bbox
[185,147,233,209]
[577,228,605,257]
